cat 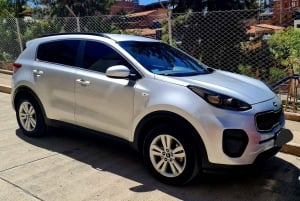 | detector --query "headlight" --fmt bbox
[188,86,252,111]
